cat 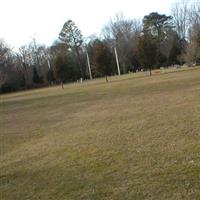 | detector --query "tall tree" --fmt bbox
[102,13,142,73]
[143,12,174,67]
[185,3,200,64]
[137,34,157,75]
[94,40,114,82]
[171,1,190,63]
[59,20,84,78]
